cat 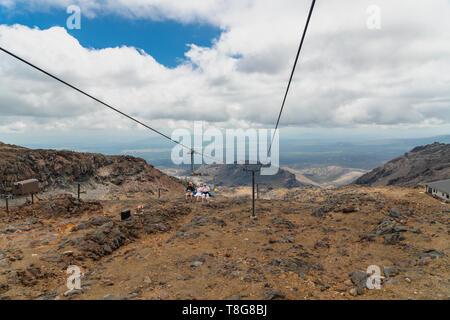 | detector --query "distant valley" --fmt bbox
[284,166,368,188]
